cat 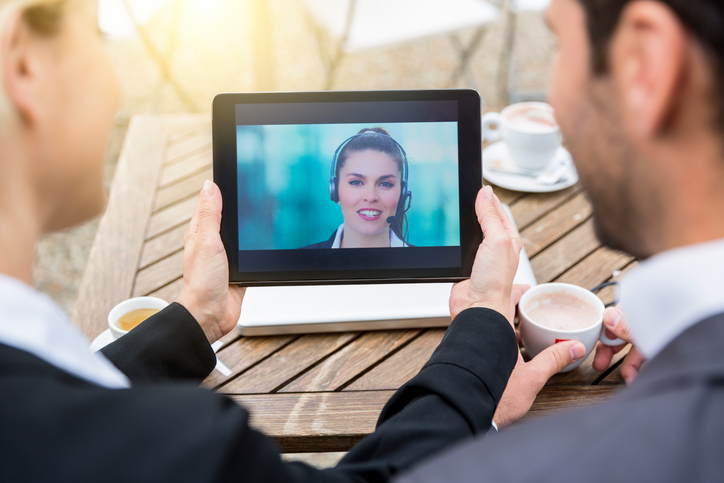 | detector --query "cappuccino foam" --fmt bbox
[524,292,600,331]
[506,107,557,133]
